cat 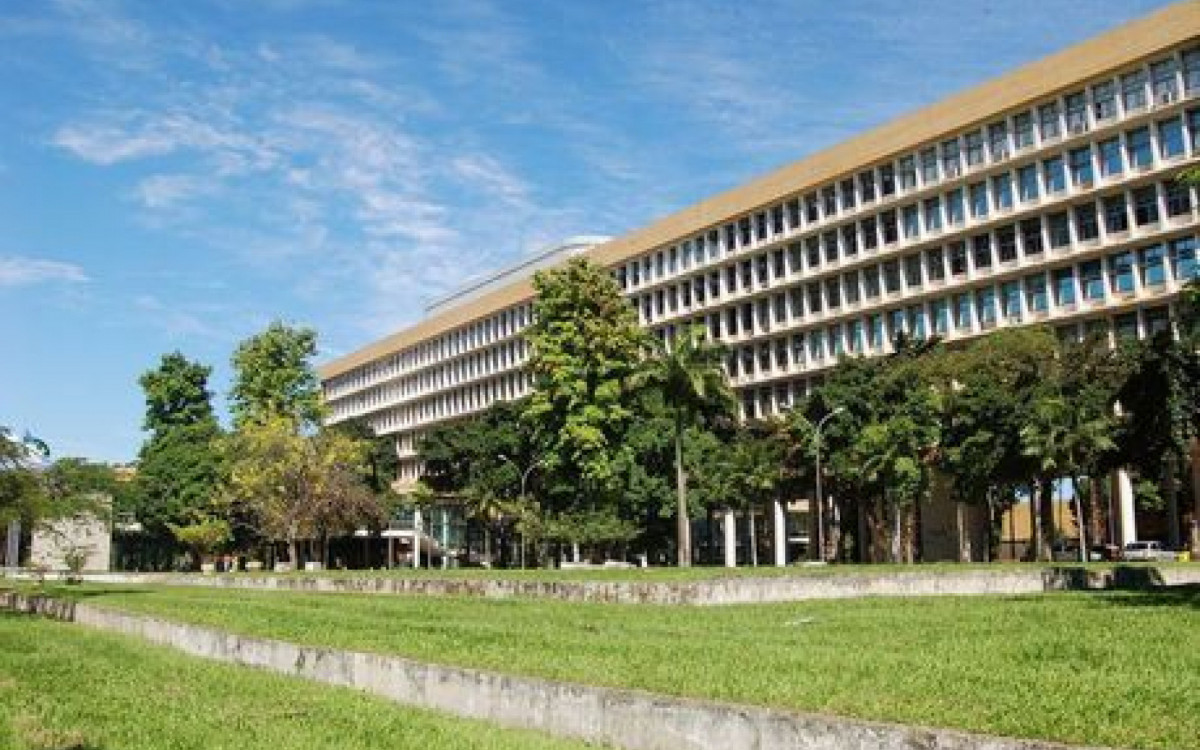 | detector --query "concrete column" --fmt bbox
[773,501,787,567]
[723,509,737,568]
[1114,469,1137,546]
[413,510,422,570]
[5,521,19,571]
